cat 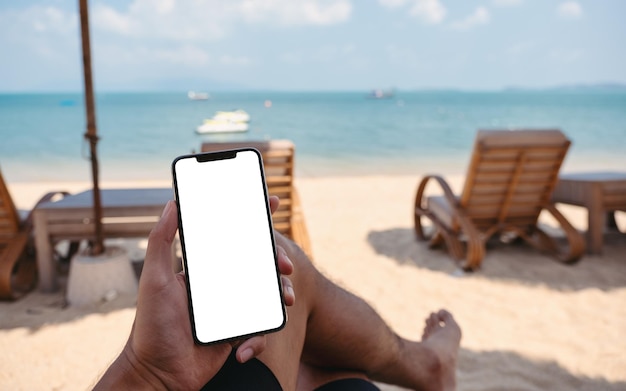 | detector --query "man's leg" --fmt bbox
[255,233,461,391]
